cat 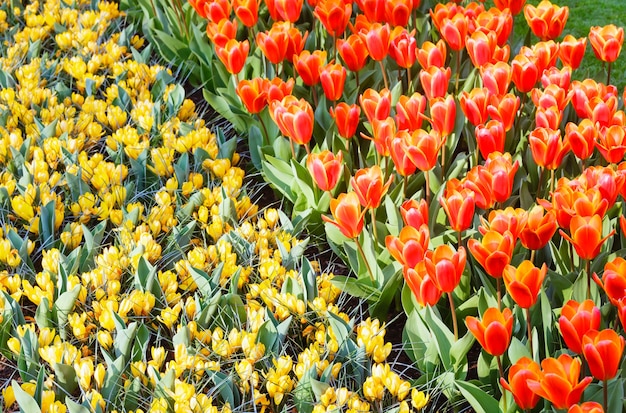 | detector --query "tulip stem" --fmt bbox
[403,174,408,199]
[455,50,462,93]
[379,60,389,89]
[607,62,613,86]
[604,379,608,412]
[370,208,379,247]
[525,307,533,358]
[449,292,458,341]
[496,355,507,407]
[257,115,270,145]
[356,236,376,285]
[586,259,591,300]
[406,67,412,94]
[550,169,555,196]
[457,231,462,249]
[530,249,536,265]
[425,170,431,205]
[497,277,502,310]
